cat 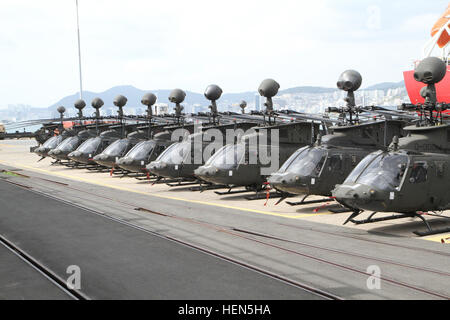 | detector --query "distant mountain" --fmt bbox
[363,81,405,91]
[279,86,337,94]
[48,85,206,110]
[47,81,406,112]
